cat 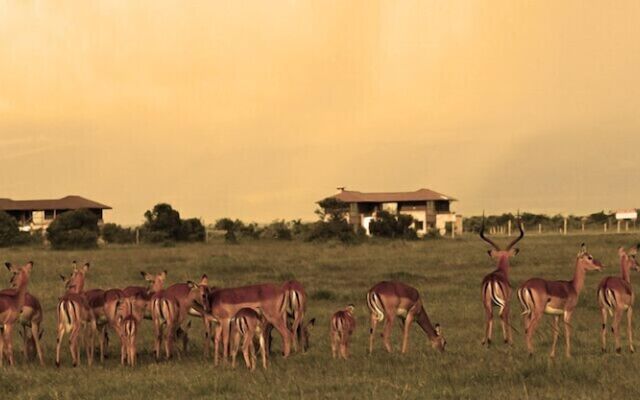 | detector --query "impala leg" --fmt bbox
[31,322,44,366]
[330,330,338,358]
[242,334,252,370]
[221,320,231,364]
[21,324,28,362]
[382,314,396,353]
[230,326,239,369]
[266,315,291,358]
[500,305,512,345]
[3,323,14,366]
[628,307,635,353]
[526,313,542,356]
[55,323,65,367]
[482,305,493,347]
[613,308,623,354]
[202,317,211,358]
[259,333,267,369]
[97,324,105,363]
[549,316,560,358]
[369,315,378,354]
[153,320,162,361]
[0,327,5,367]
[213,323,222,366]
[70,326,80,367]
[601,307,608,352]
[401,312,414,354]
[563,311,573,358]
[165,324,175,360]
